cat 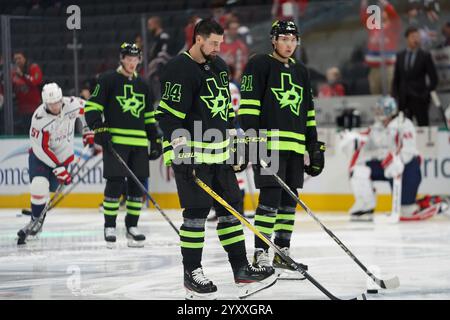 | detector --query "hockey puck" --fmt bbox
[17,238,26,245]
[367,289,378,294]
[21,209,32,216]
